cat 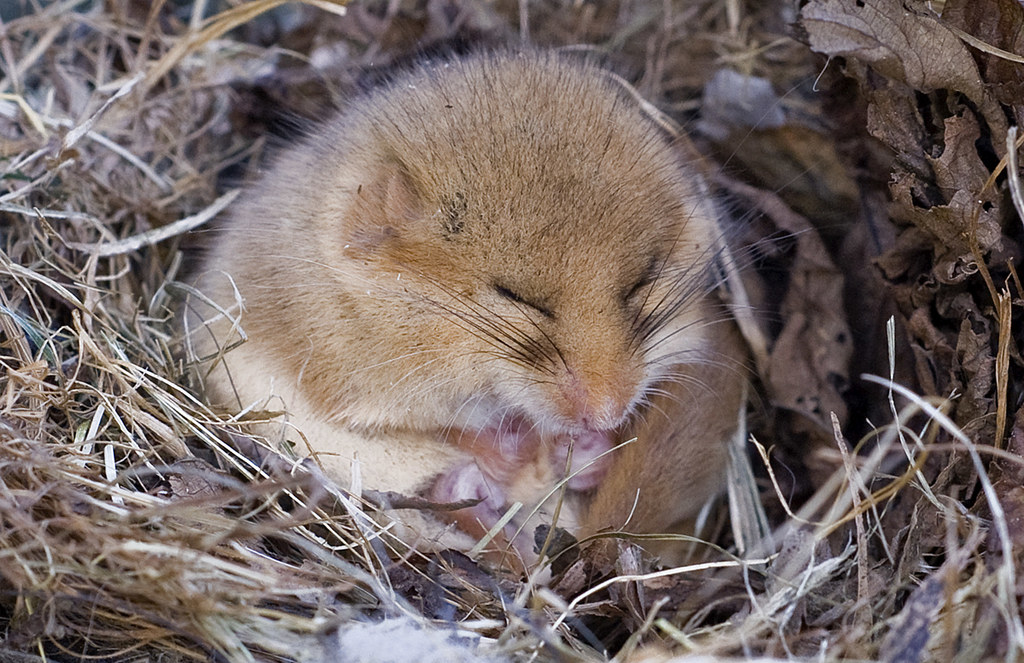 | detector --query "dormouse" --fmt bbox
[187,50,746,561]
